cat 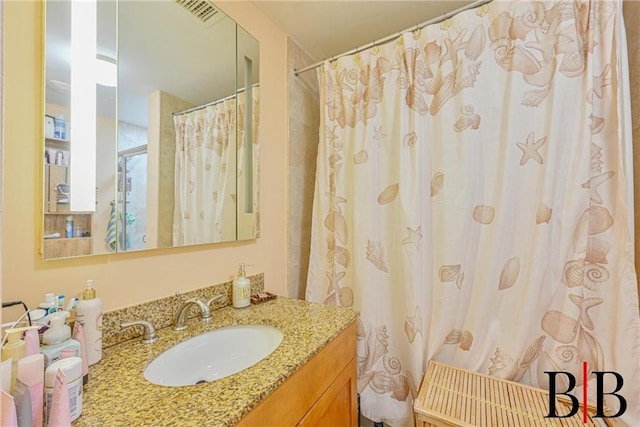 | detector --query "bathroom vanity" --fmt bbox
[74,298,358,426]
